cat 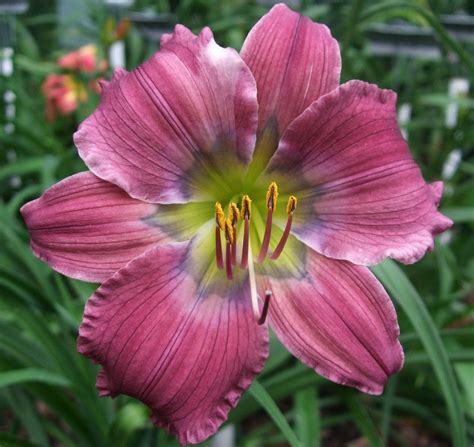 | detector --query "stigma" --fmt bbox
[214,182,297,324]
